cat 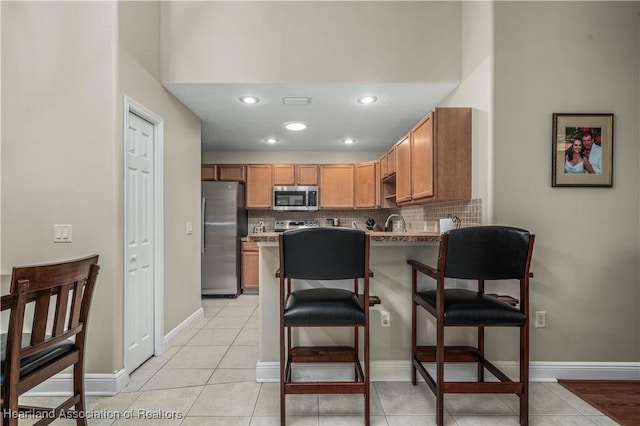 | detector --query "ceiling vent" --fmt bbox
[281,97,311,106]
